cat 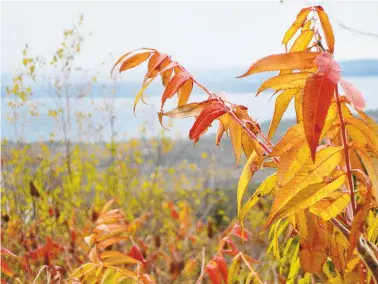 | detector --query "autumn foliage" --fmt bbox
[2,5,378,284]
